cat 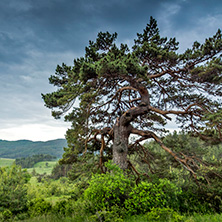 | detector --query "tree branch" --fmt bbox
[130,127,198,181]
